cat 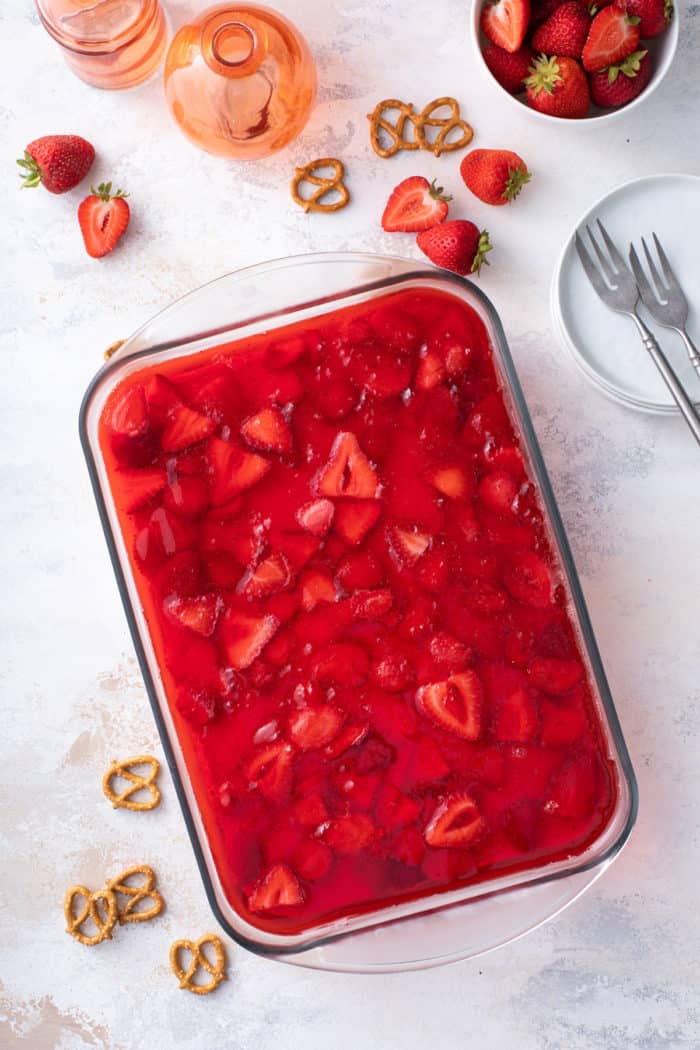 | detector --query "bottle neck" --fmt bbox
[201,11,266,78]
